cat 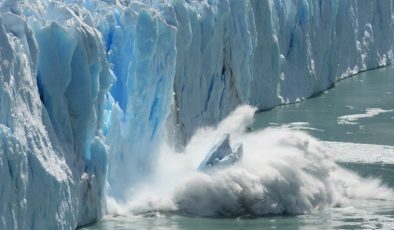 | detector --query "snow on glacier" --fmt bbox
[1,0,394,228]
